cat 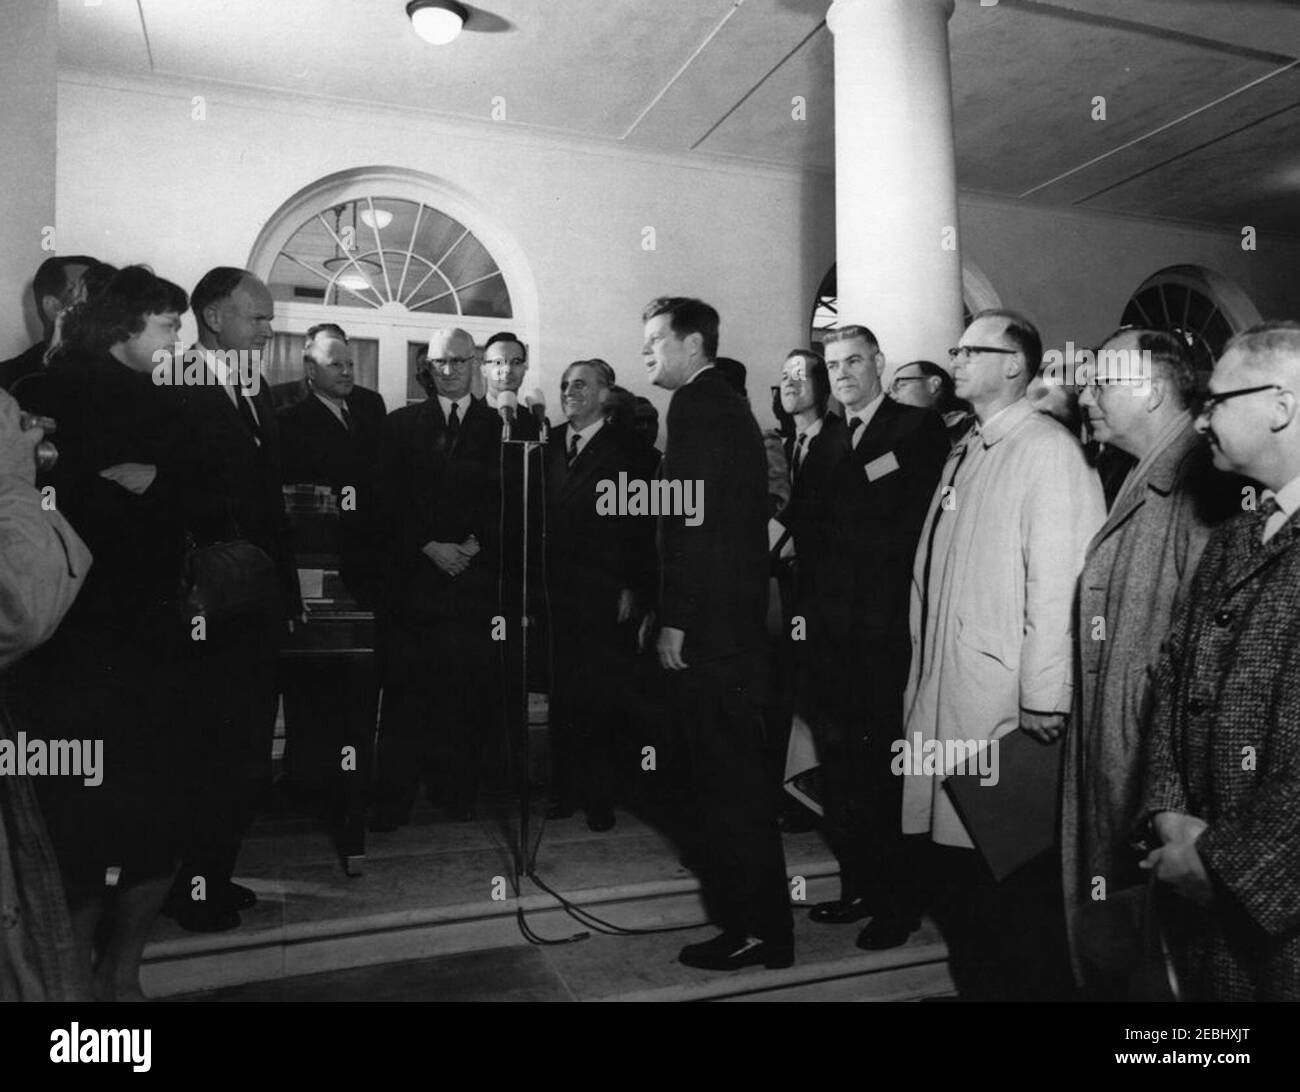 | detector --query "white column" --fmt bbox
[0,0,57,357]
[827,0,964,379]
